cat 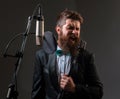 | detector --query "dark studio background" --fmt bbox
[0,0,120,99]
